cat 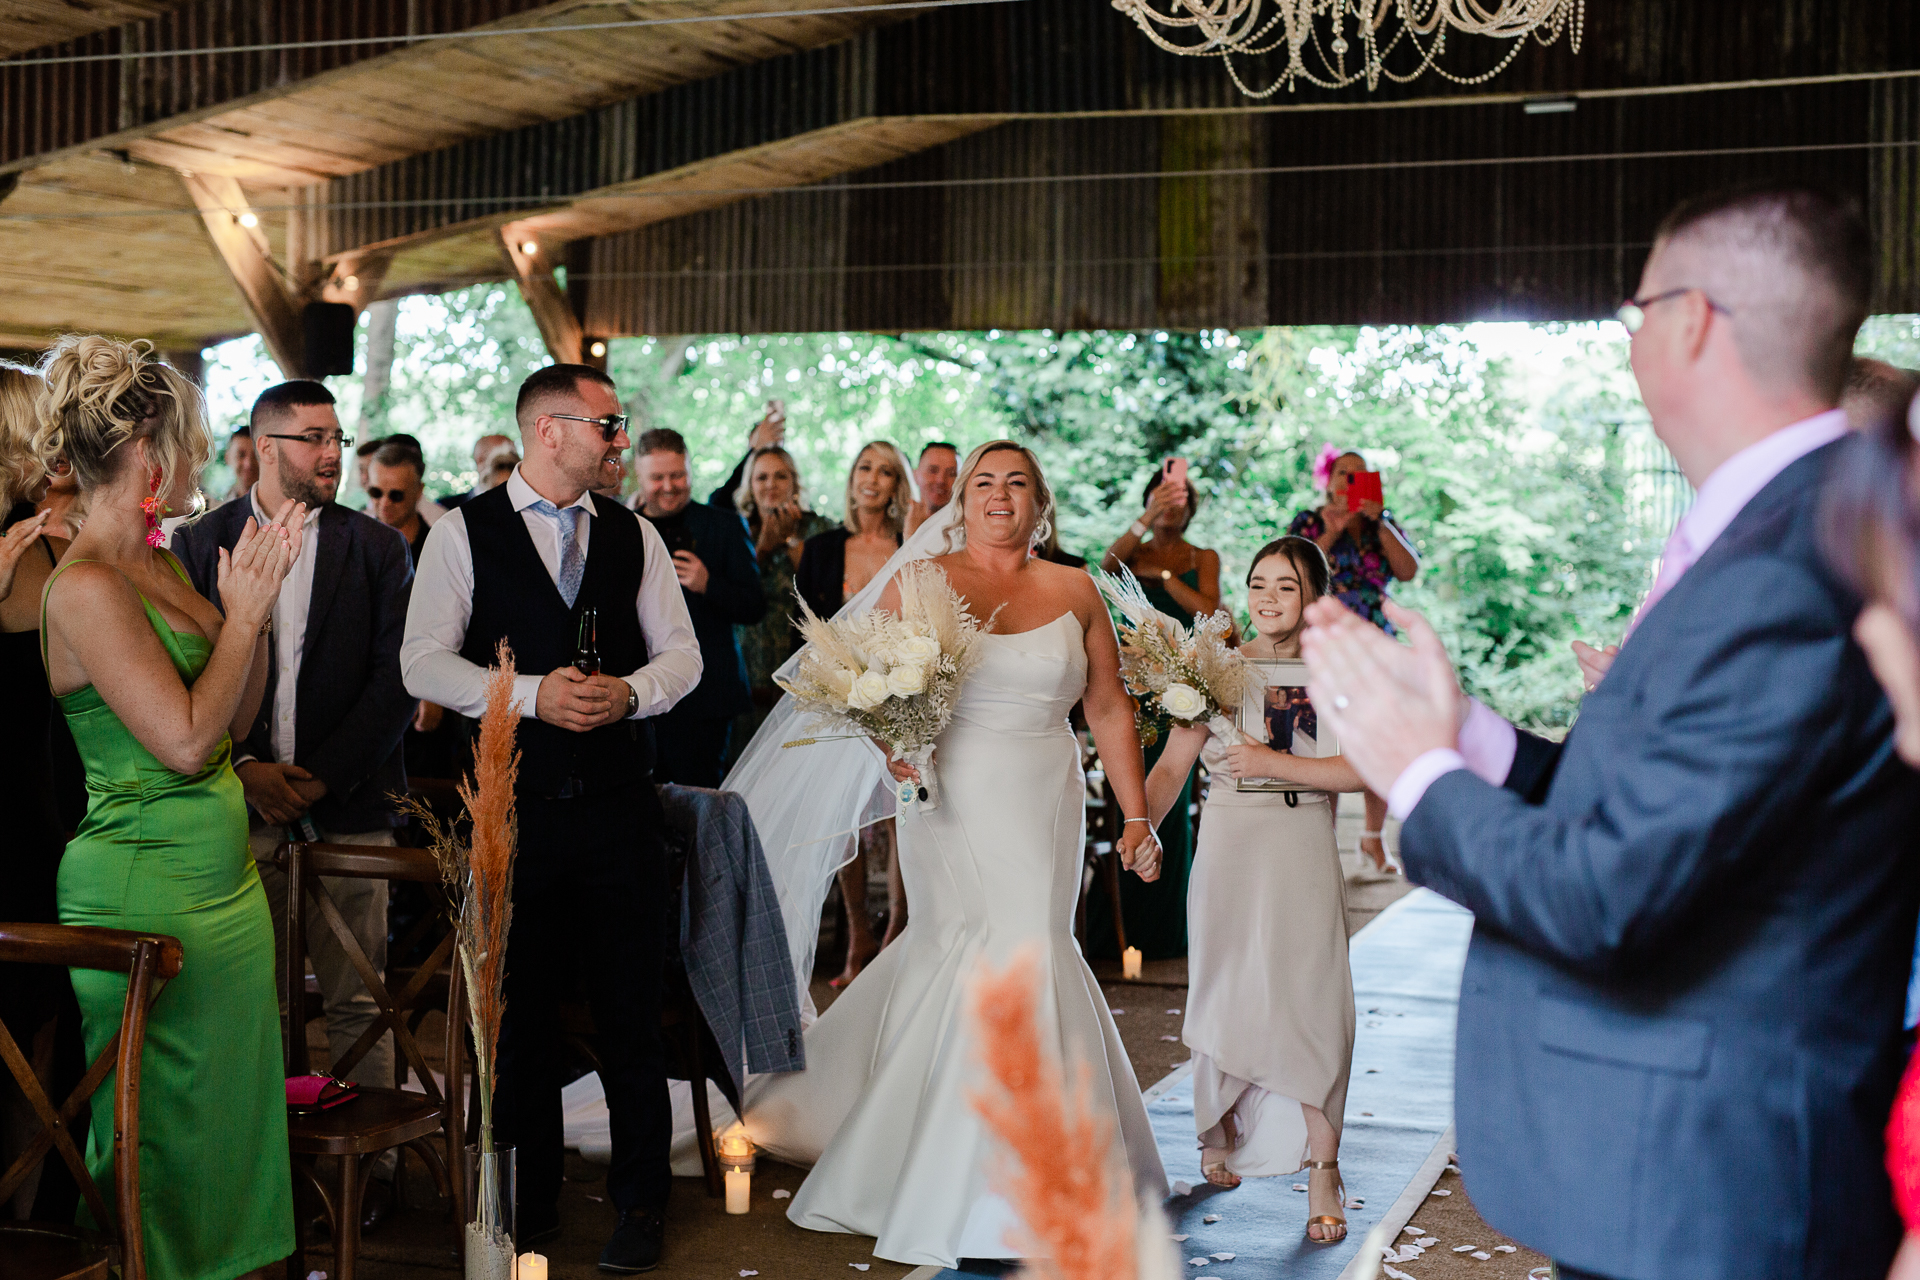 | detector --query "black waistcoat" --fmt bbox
[459,484,652,798]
